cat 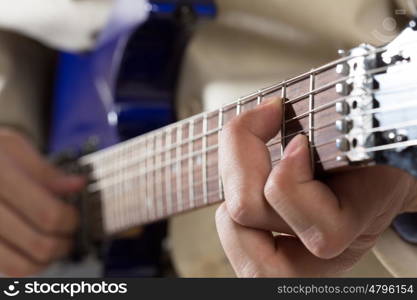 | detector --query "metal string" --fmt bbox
[93,37,417,231]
